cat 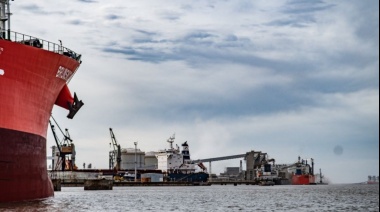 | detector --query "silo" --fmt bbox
[51,146,60,170]
[144,151,158,169]
[120,148,145,170]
